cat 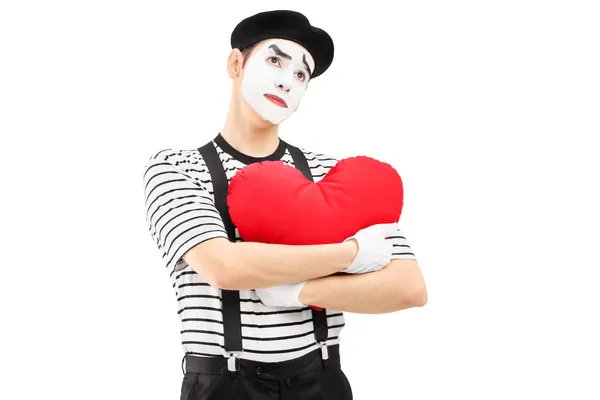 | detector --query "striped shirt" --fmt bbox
[142,133,417,362]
